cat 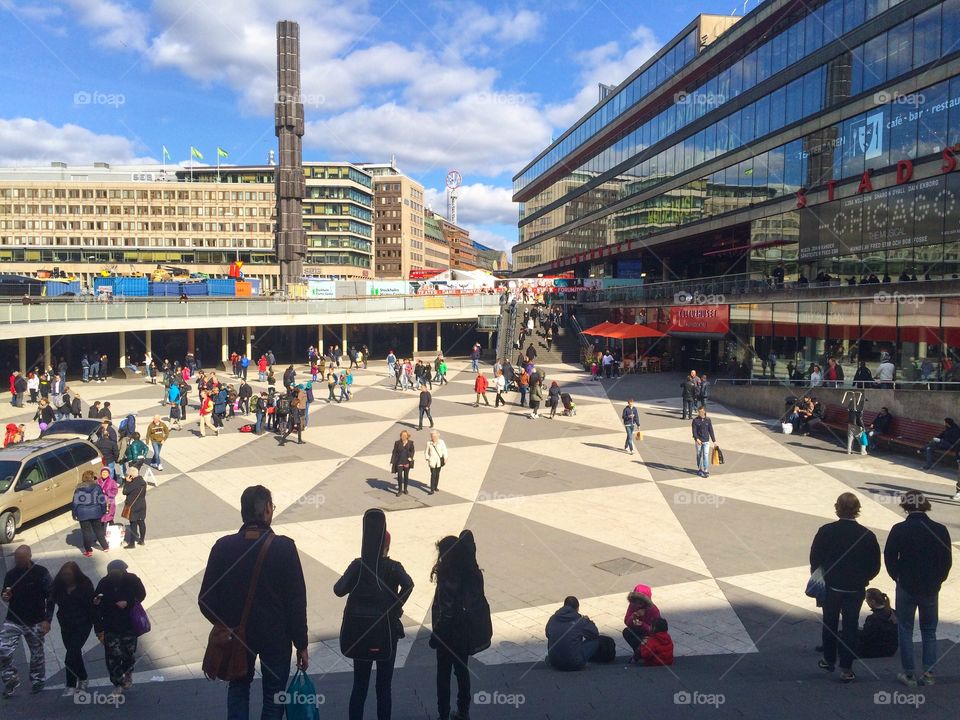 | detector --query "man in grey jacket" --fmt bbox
[545,597,610,671]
